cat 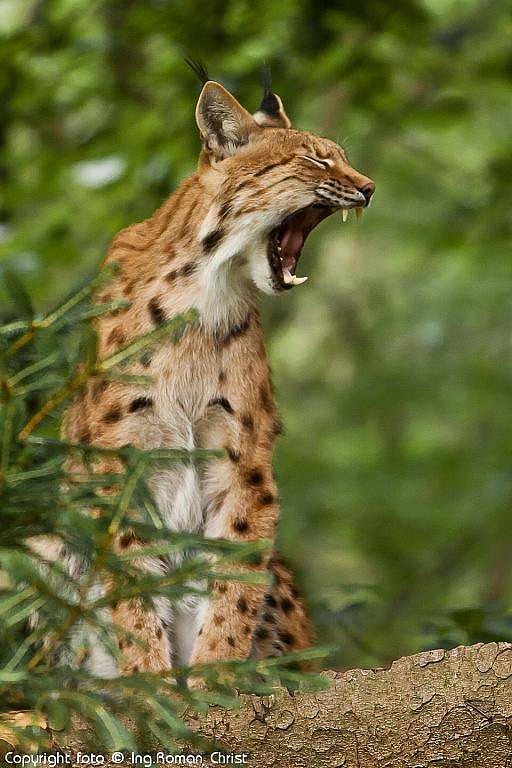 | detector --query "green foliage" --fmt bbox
[1,0,511,673]
[0,273,326,751]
